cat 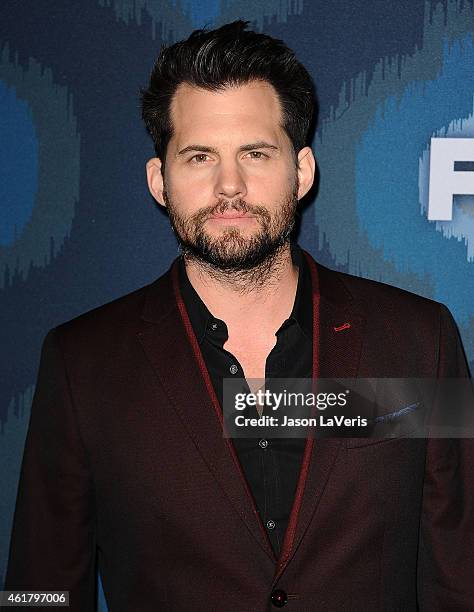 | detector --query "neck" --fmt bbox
[183,242,298,329]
